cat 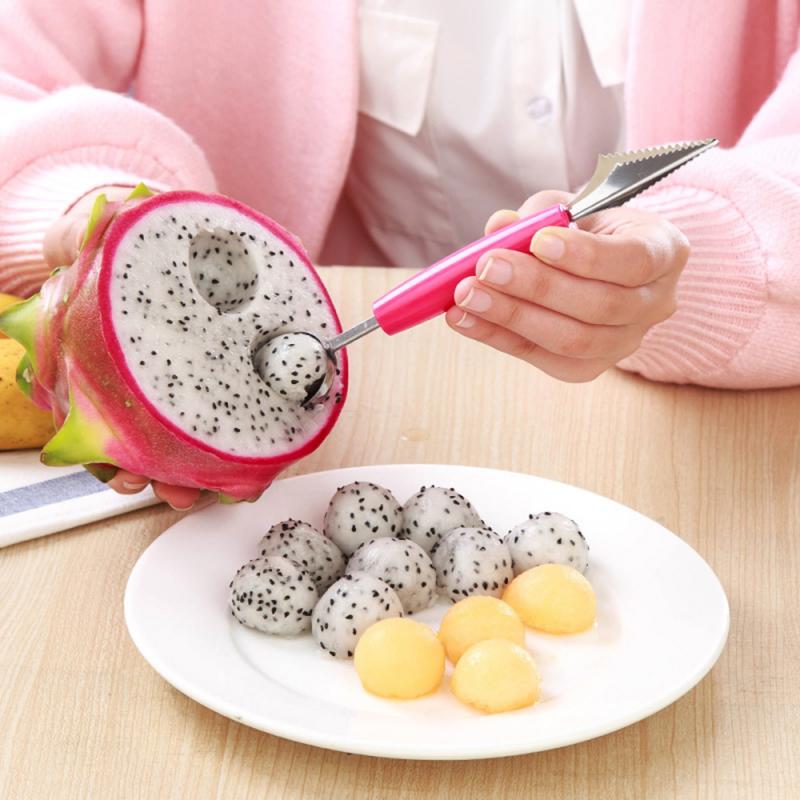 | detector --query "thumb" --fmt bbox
[42,184,143,270]
[42,212,89,270]
[484,208,521,236]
